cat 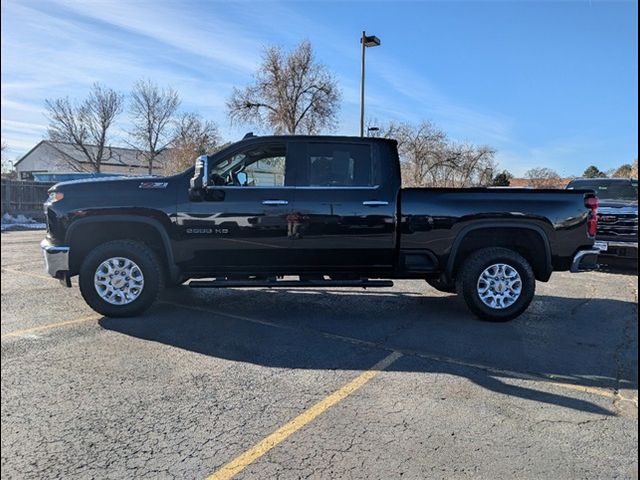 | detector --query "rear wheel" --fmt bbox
[79,240,163,317]
[456,247,535,322]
